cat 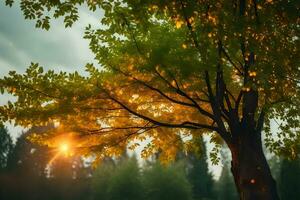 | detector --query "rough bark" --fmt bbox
[228,127,280,200]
